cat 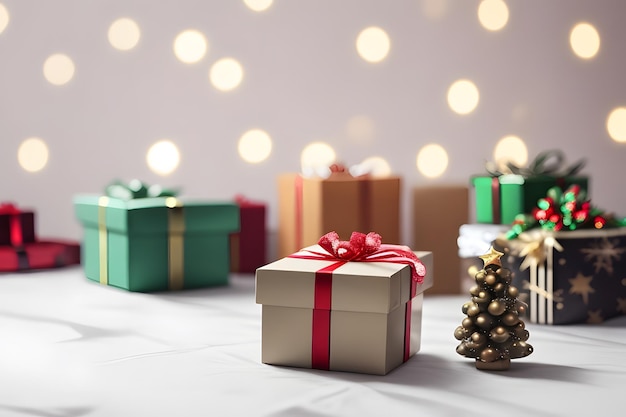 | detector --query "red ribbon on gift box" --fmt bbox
[0,202,24,246]
[289,231,426,369]
[490,177,502,225]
